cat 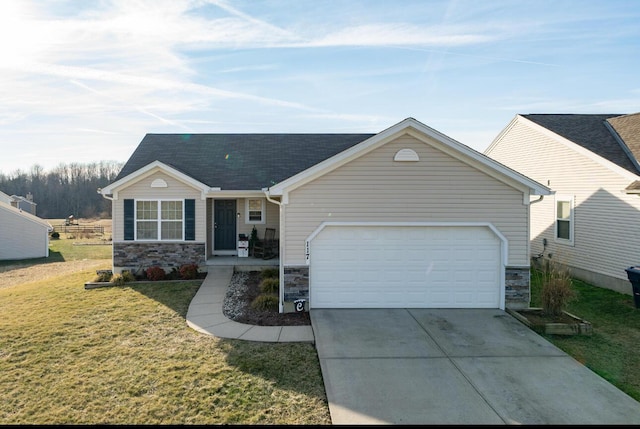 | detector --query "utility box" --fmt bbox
[238,234,249,258]
[624,266,640,308]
